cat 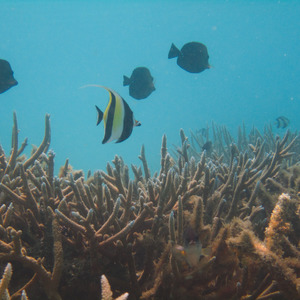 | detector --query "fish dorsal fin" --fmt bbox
[95,105,103,125]
[81,84,116,107]
[168,43,181,59]
[80,84,112,93]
